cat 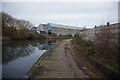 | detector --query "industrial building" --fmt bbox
[38,23,85,36]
